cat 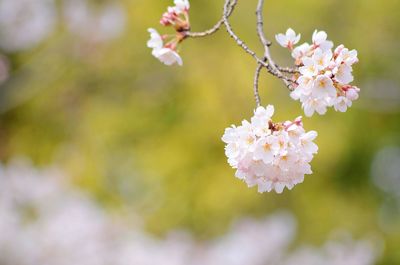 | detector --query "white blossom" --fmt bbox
[283,30,360,116]
[313,48,333,70]
[301,96,329,117]
[299,57,319,77]
[275,28,301,49]
[147,28,183,66]
[174,0,190,13]
[152,47,183,66]
[147,28,164,50]
[222,105,318,193]
[148,0,189,66]
[312,75,336,99]
[346,87,360,101]
[333,63,354,84]
[291,43,311,64]
[333,96,352,112]
[334,44,359,65]
[312,30,333,51]
[160,0,190,26]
